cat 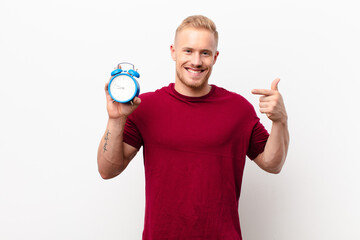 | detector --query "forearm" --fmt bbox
[262,120,289,173]
[97,117,127,179]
